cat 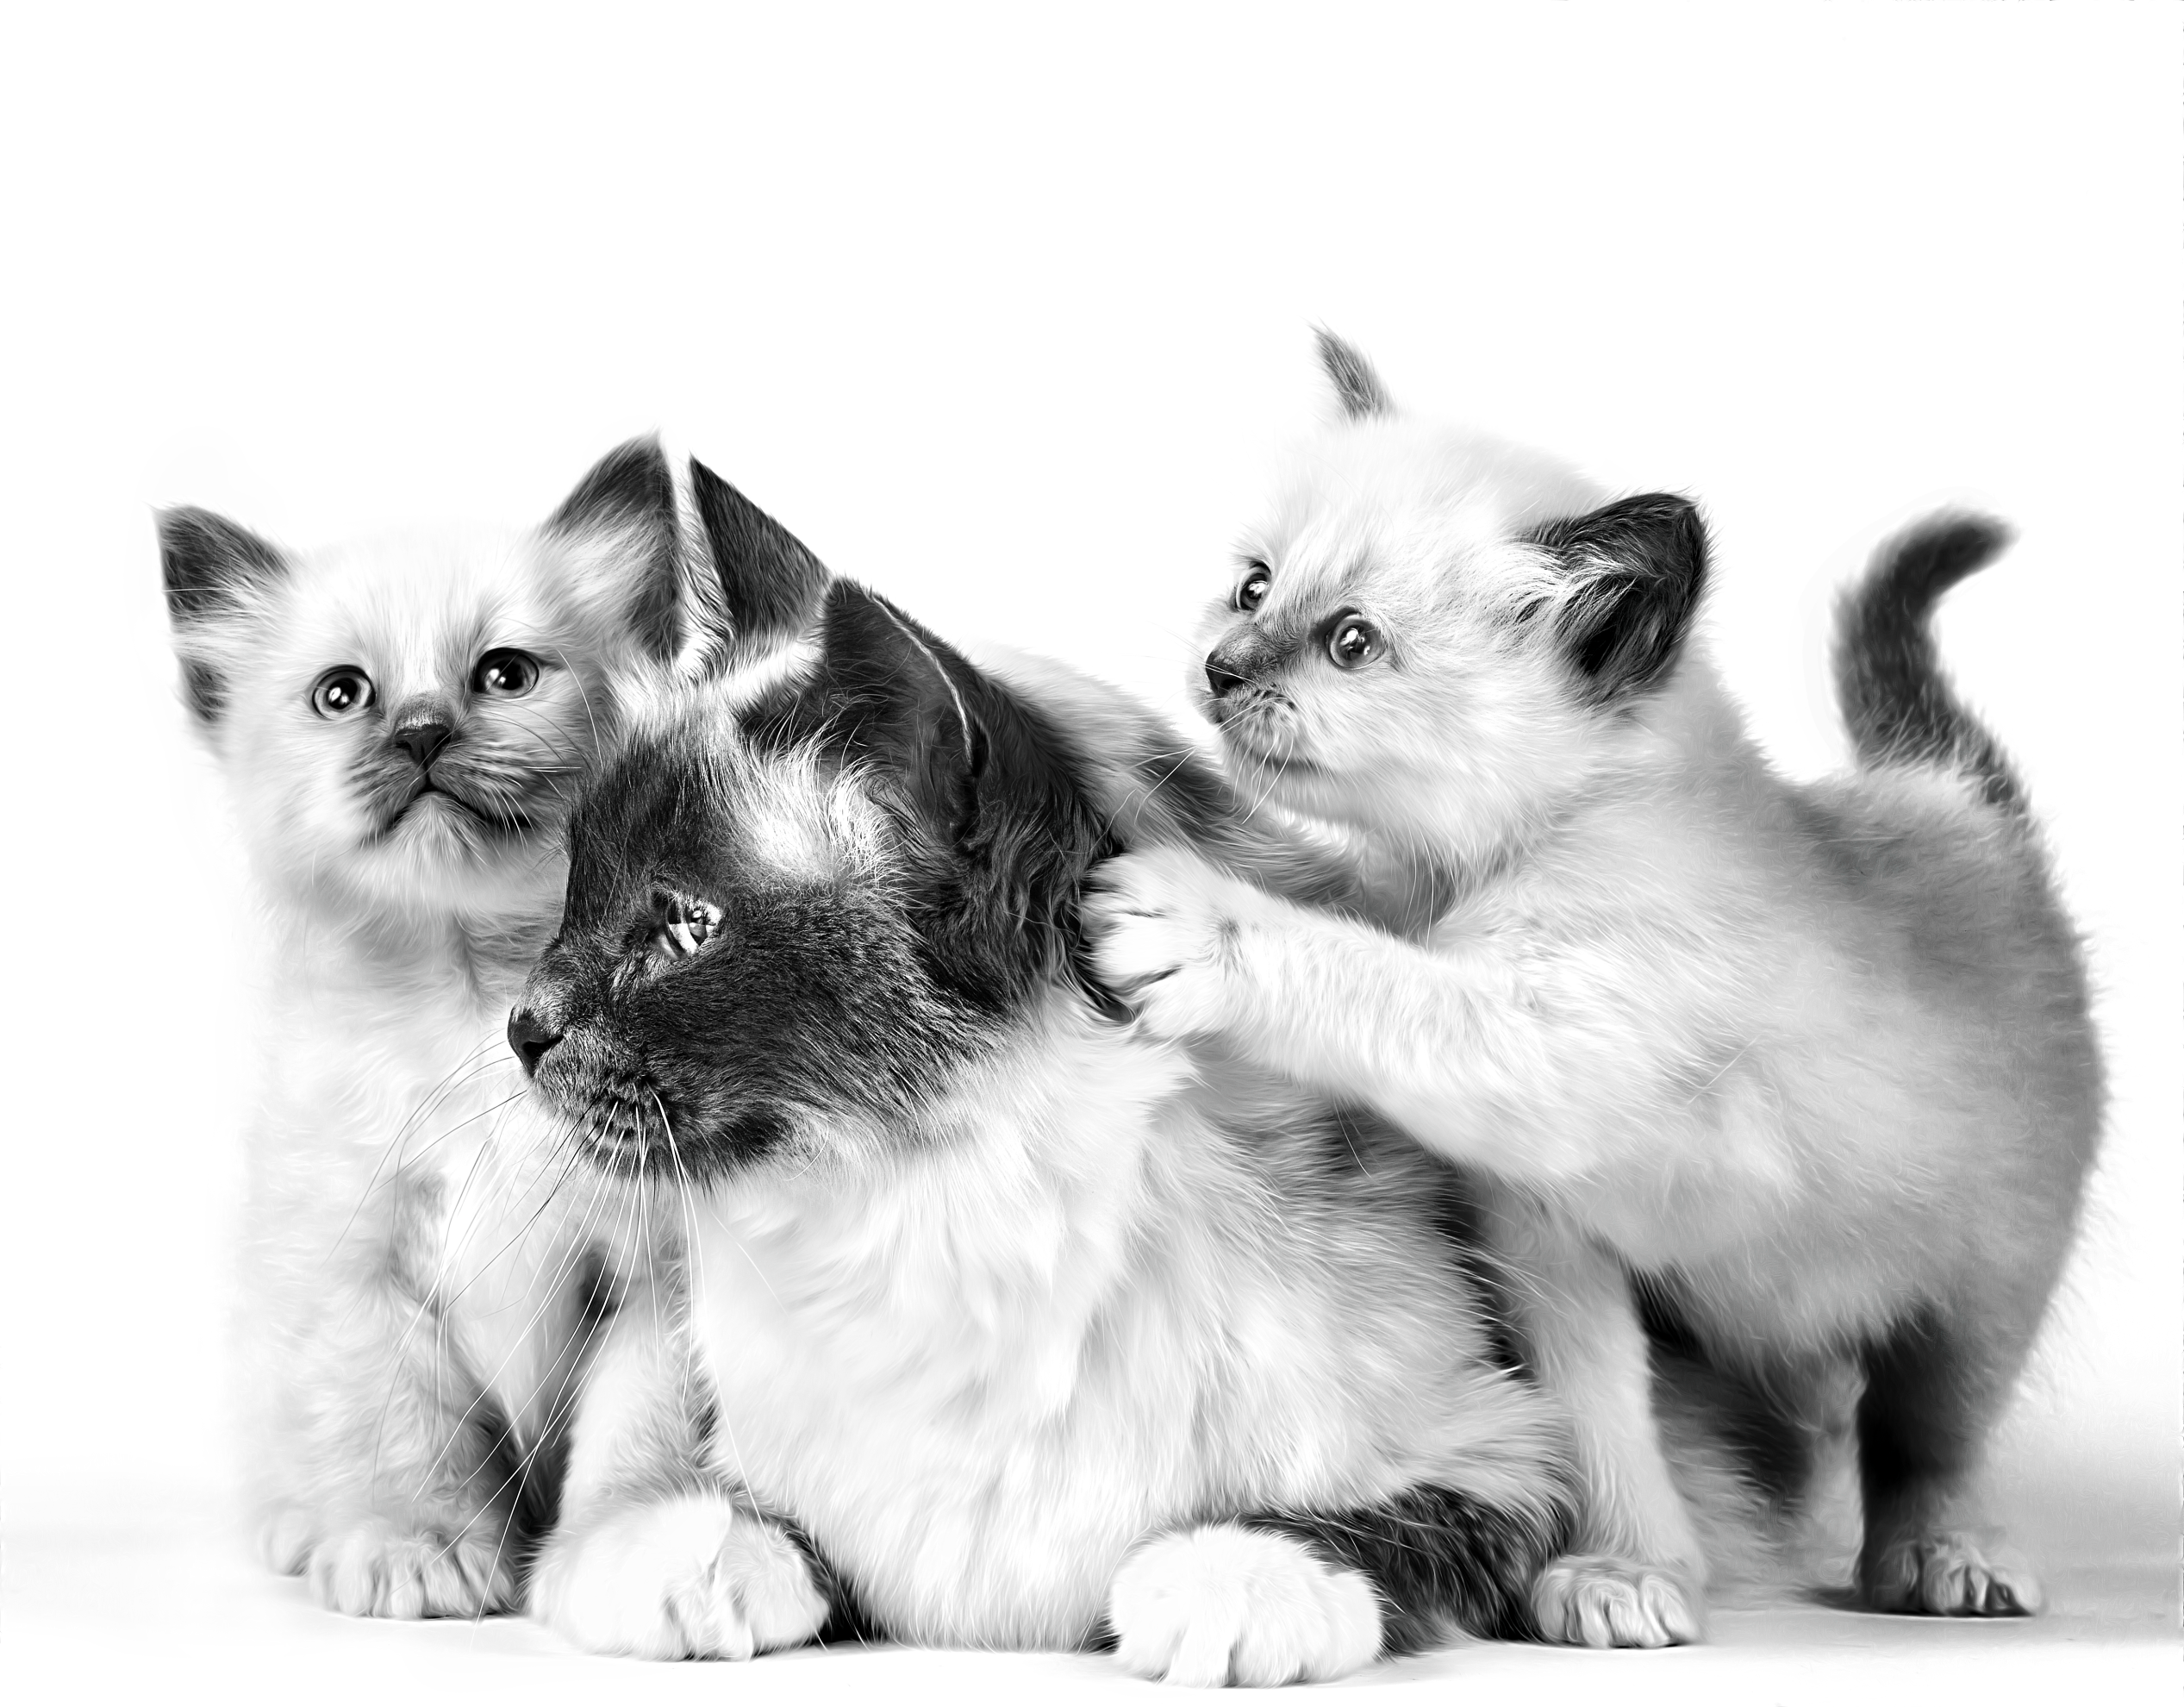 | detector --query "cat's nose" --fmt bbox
[507,1007,563,1077]
[394,718,454,770]
[1205,651,1251,699]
